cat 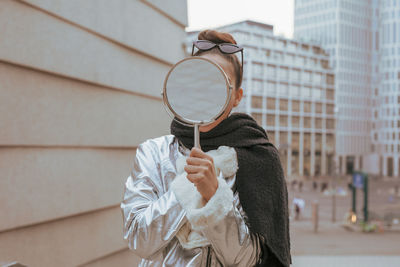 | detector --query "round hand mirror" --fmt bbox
[162,56,233,149]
